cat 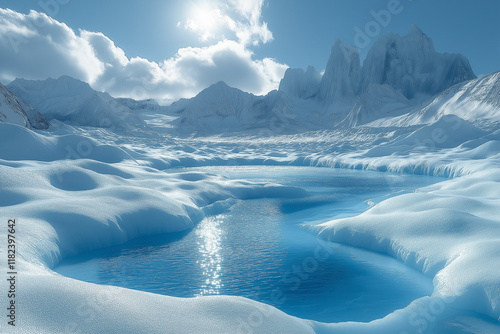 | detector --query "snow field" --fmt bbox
[2,118,500,333]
